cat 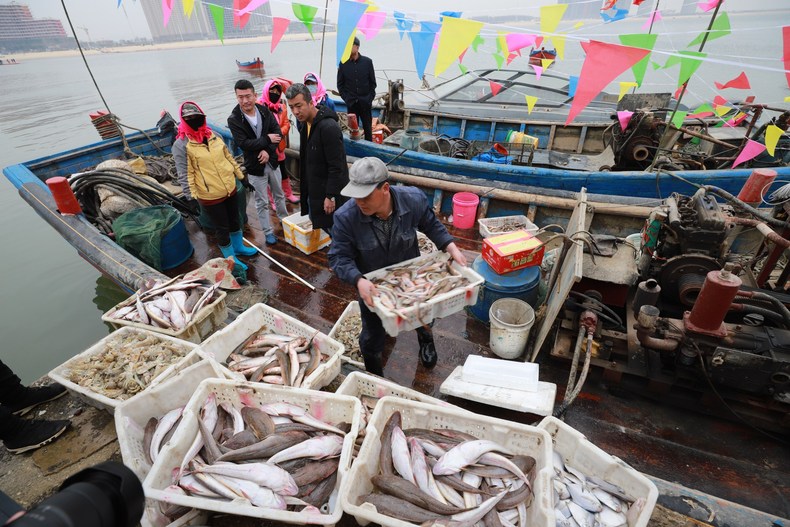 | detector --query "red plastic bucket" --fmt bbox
[452,192,479,229]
